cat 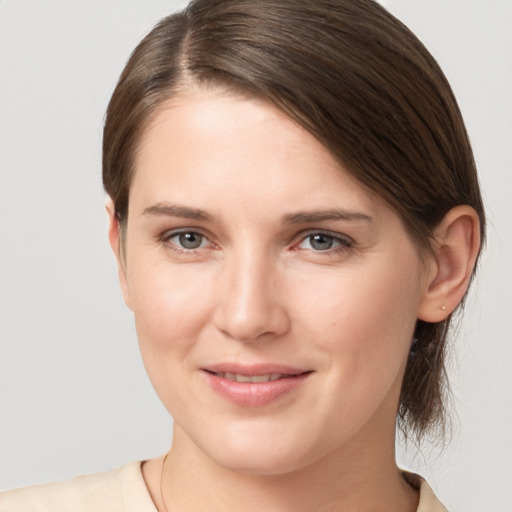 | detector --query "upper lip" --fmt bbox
[202,363,310,377]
